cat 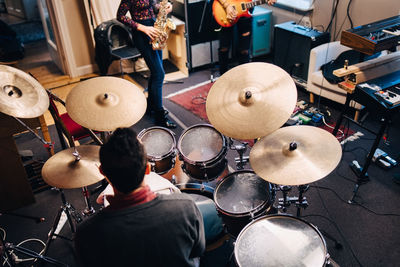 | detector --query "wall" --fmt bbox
[312,0,400,41]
